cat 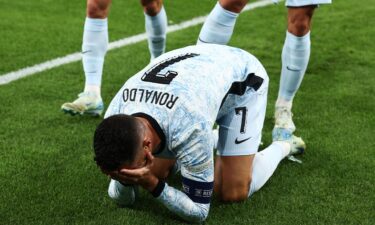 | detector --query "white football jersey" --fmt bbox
[105,44,268,222]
